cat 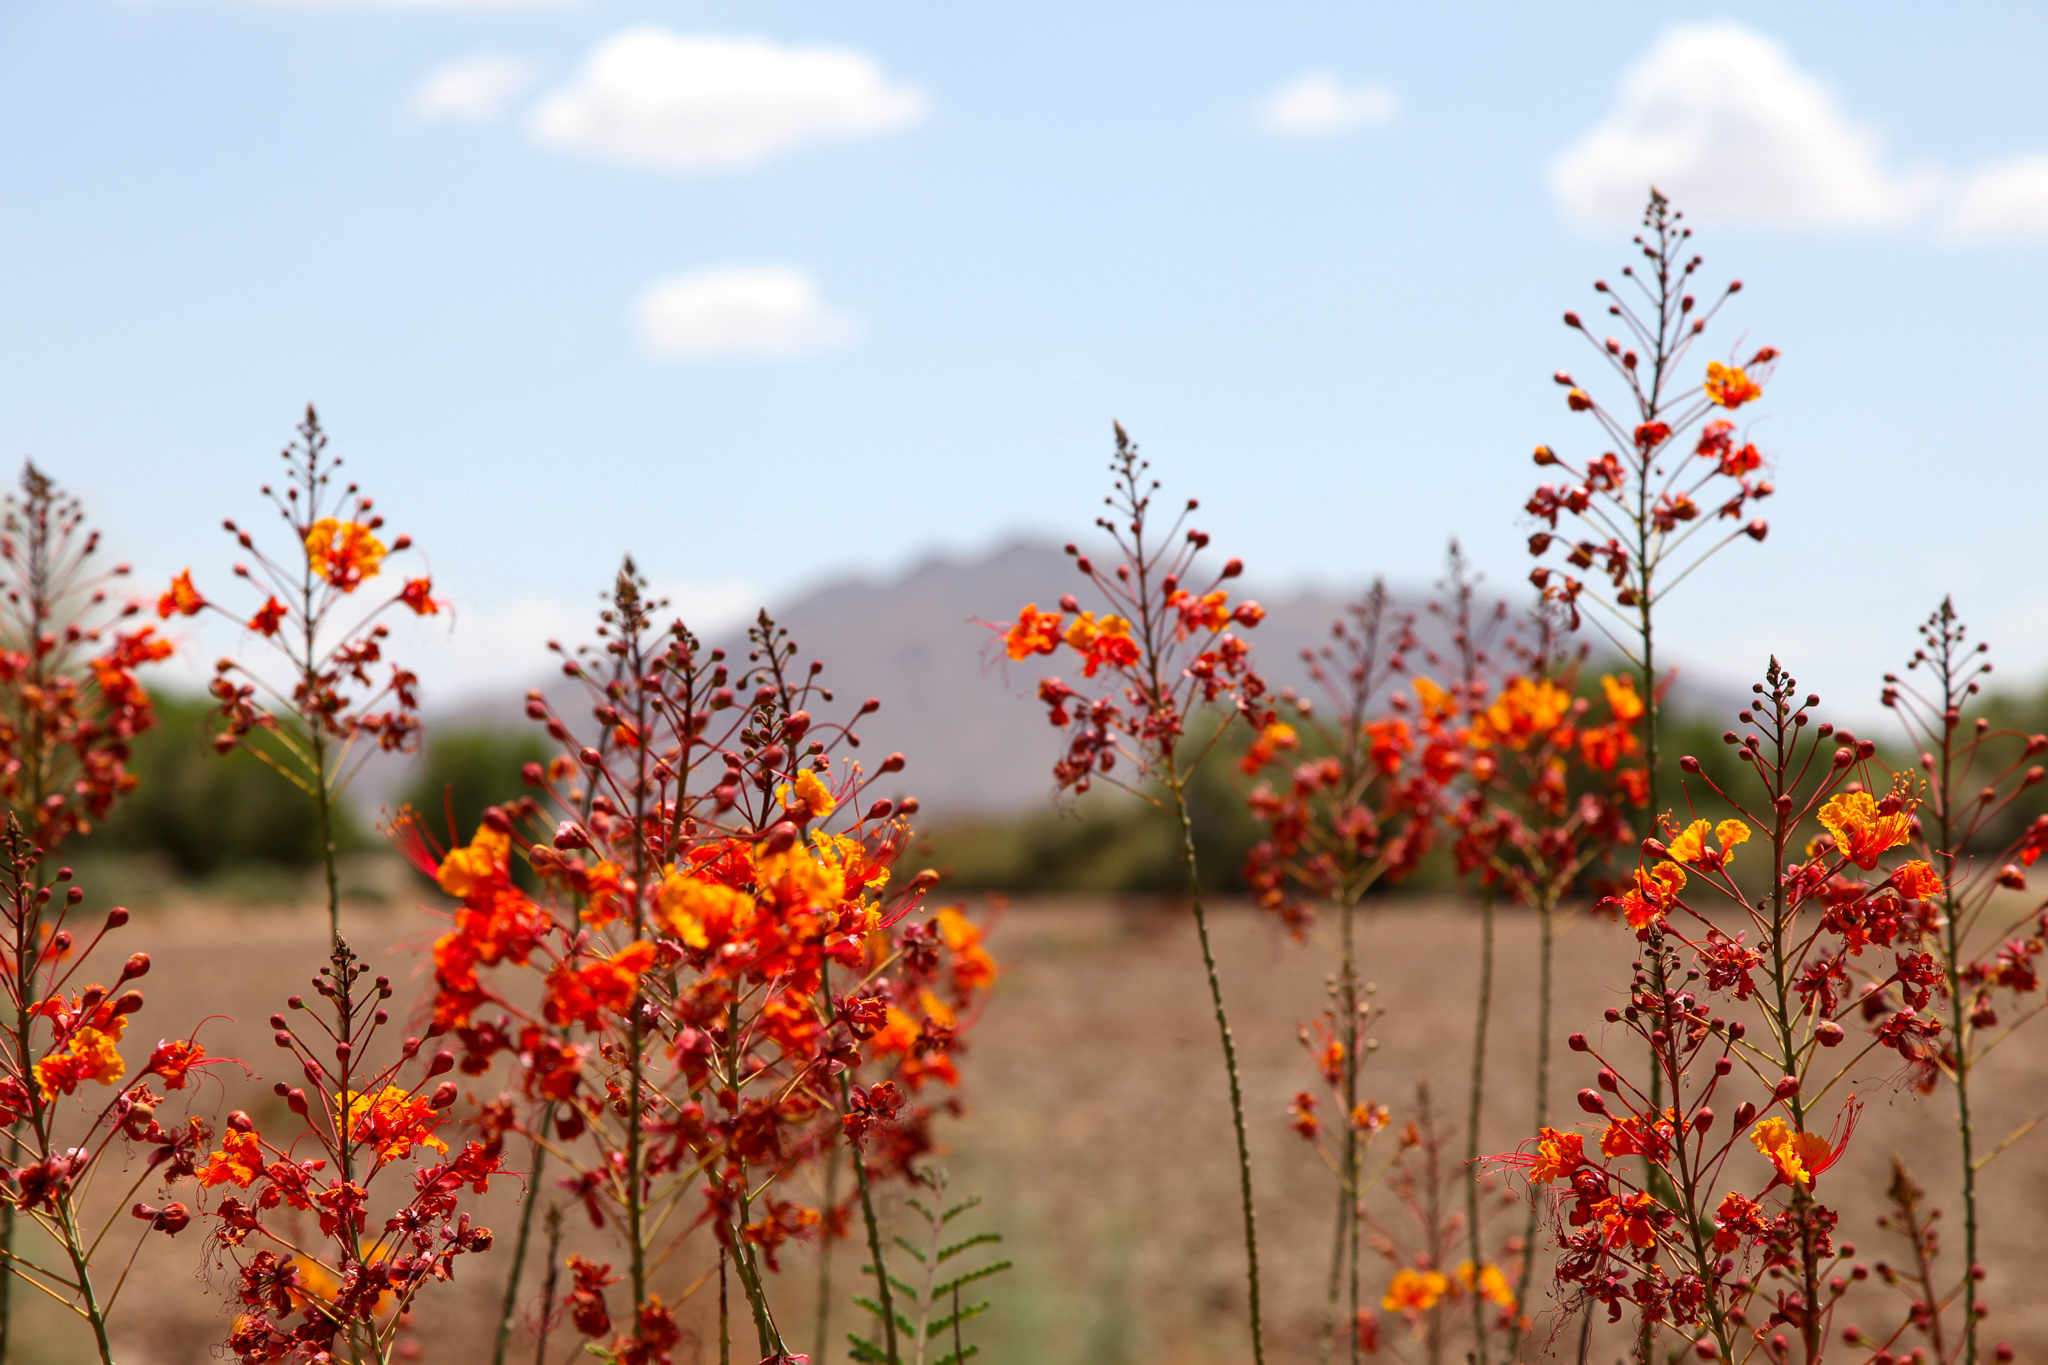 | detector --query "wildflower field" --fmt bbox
[0,192,2043,1365]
